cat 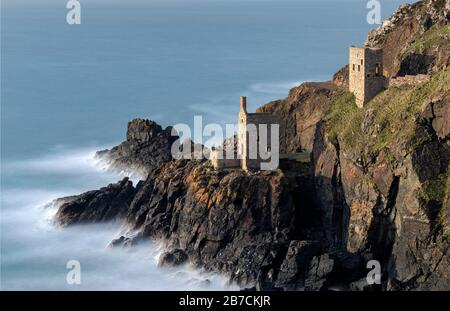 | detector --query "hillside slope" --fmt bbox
[313,67,449,290]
